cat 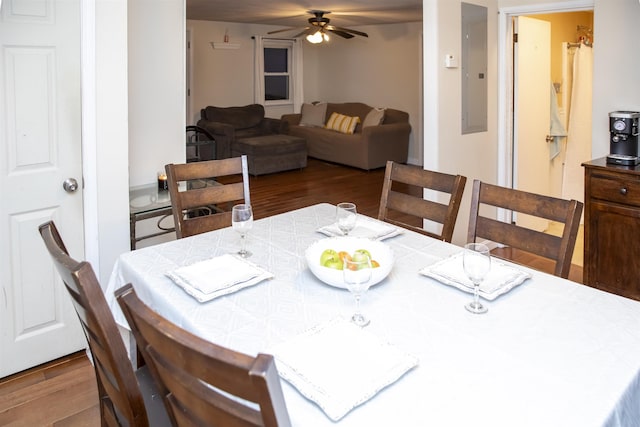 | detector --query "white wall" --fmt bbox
[591,0,640,157]
[128,0,185,187]
[91,0,130,284]
[85,0,185,284]
[424,0,499,245]
[312,22,423,165]
[187,21,278,119]
[187,20,423,165]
